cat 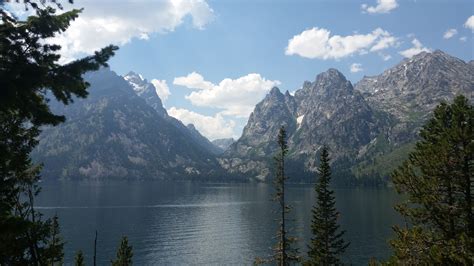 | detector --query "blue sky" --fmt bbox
[9,0,473,140]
